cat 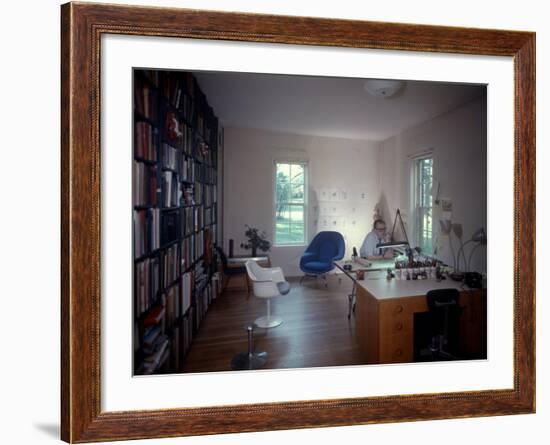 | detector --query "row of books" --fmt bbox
[196,111,215,145]
[135,257,160,316]
[133,162,158,206]
[181,185,194,206]
[140,272,194,373]
[202,183,216,207]
[193,271,213,330]
[162,143,210,185]
[182,207,195,236]
[204,206,214,227]
[162,171,181,208]
[134,209,160,258]
[136,251,195,322]
[163,71,195,109]
[139,70,159,86]
[160,210,179,246]
[138,332,170,374]
[135,267,218,375]
[182,206,206,236]
[179,155,195,183]
[161,244,179,288]
[135,80,157,120]
[180,236,196,271]
[135,122,157,161]
[202,164,217,184]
